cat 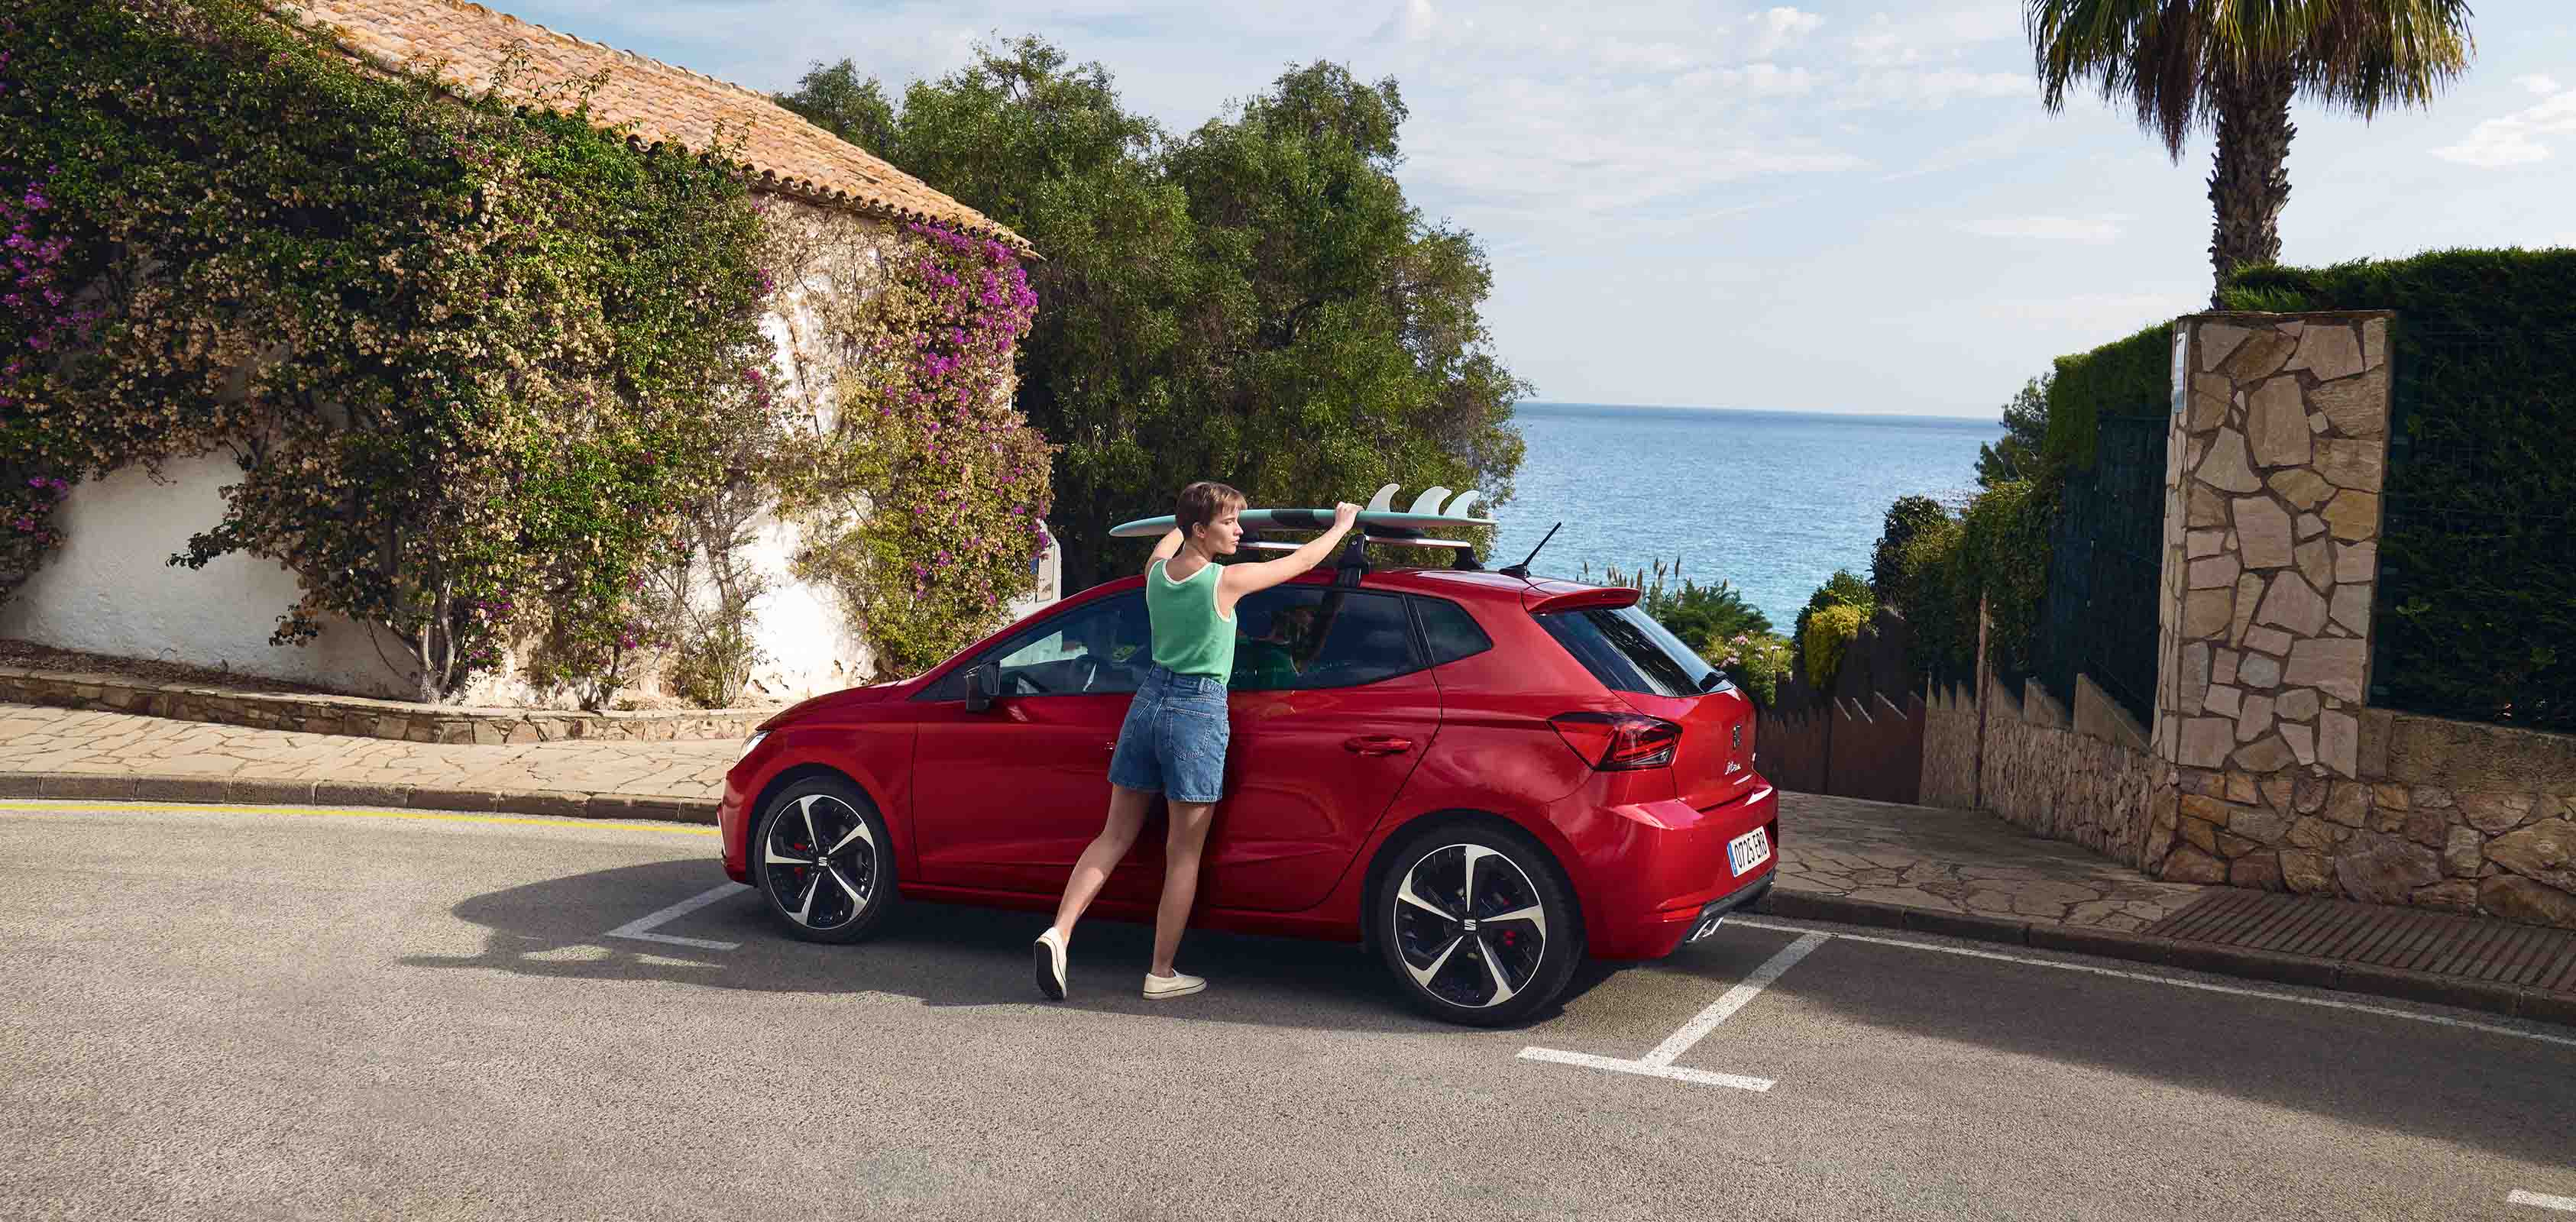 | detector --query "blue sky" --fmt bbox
[493,1,2574,419]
